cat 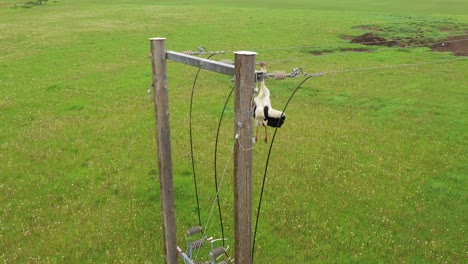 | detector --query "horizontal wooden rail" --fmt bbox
[166,51,235,76]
